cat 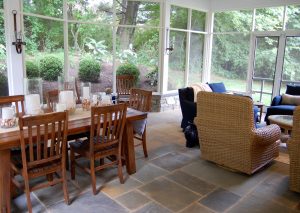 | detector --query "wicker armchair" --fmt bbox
[287,106,300,192]
[195,92,281,175]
